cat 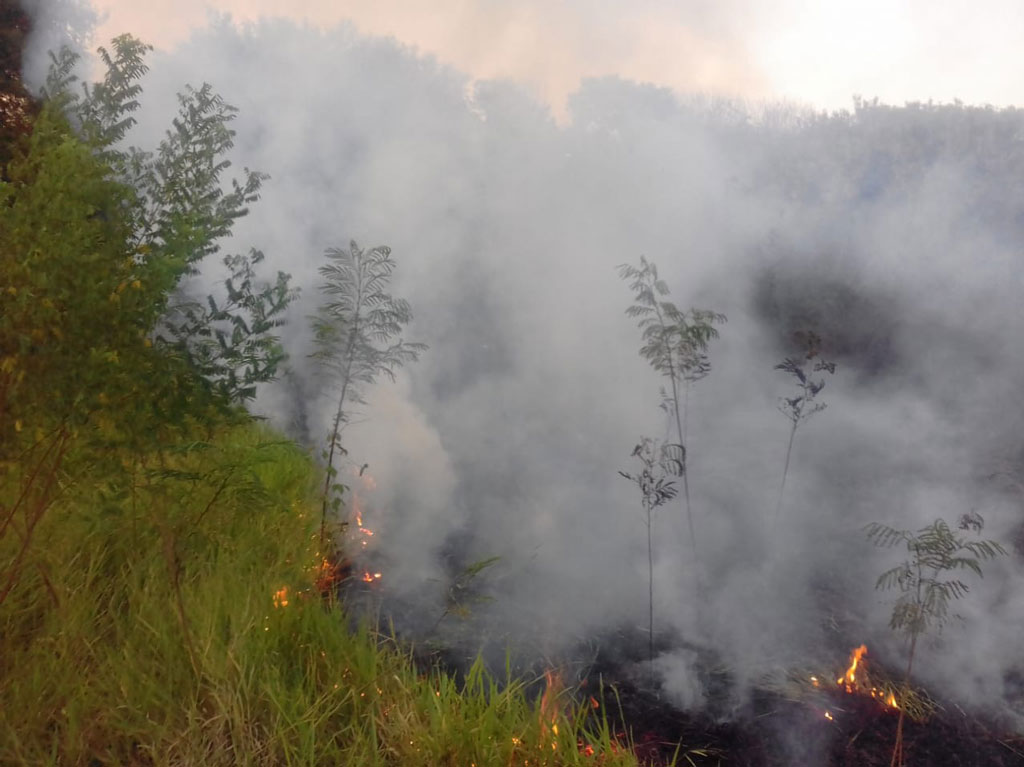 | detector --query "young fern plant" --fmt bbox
[865,513,1007,767]
[618,257,725,562]
[774,331,835,522]
[618,438,685,679]
[311,242,426,546]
